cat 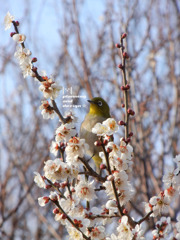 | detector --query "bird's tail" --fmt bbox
[92,154,102,174]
